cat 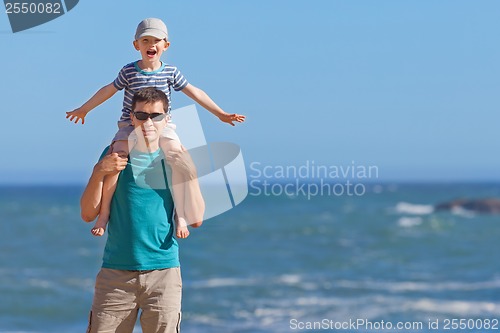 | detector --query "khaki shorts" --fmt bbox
[87,267,182,333]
